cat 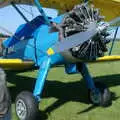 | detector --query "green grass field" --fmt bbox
[8,41,120,120]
